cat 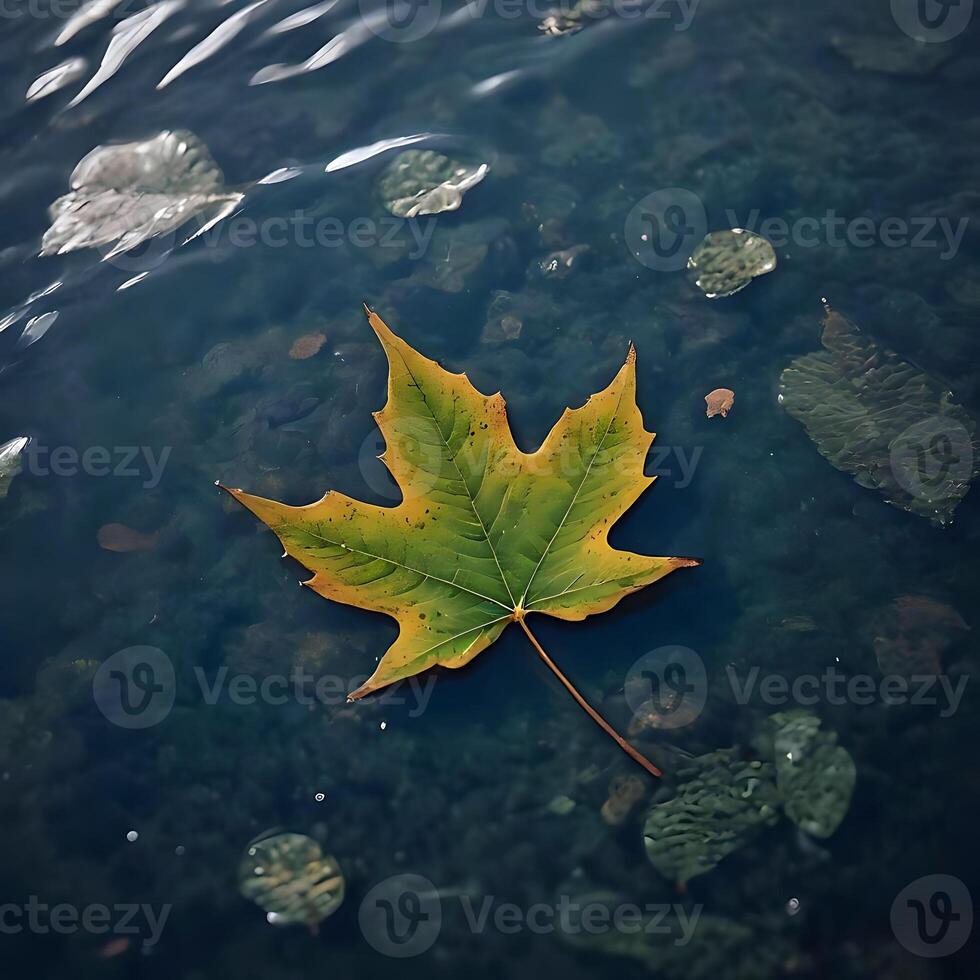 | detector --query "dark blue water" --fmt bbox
[2,1,979,977]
